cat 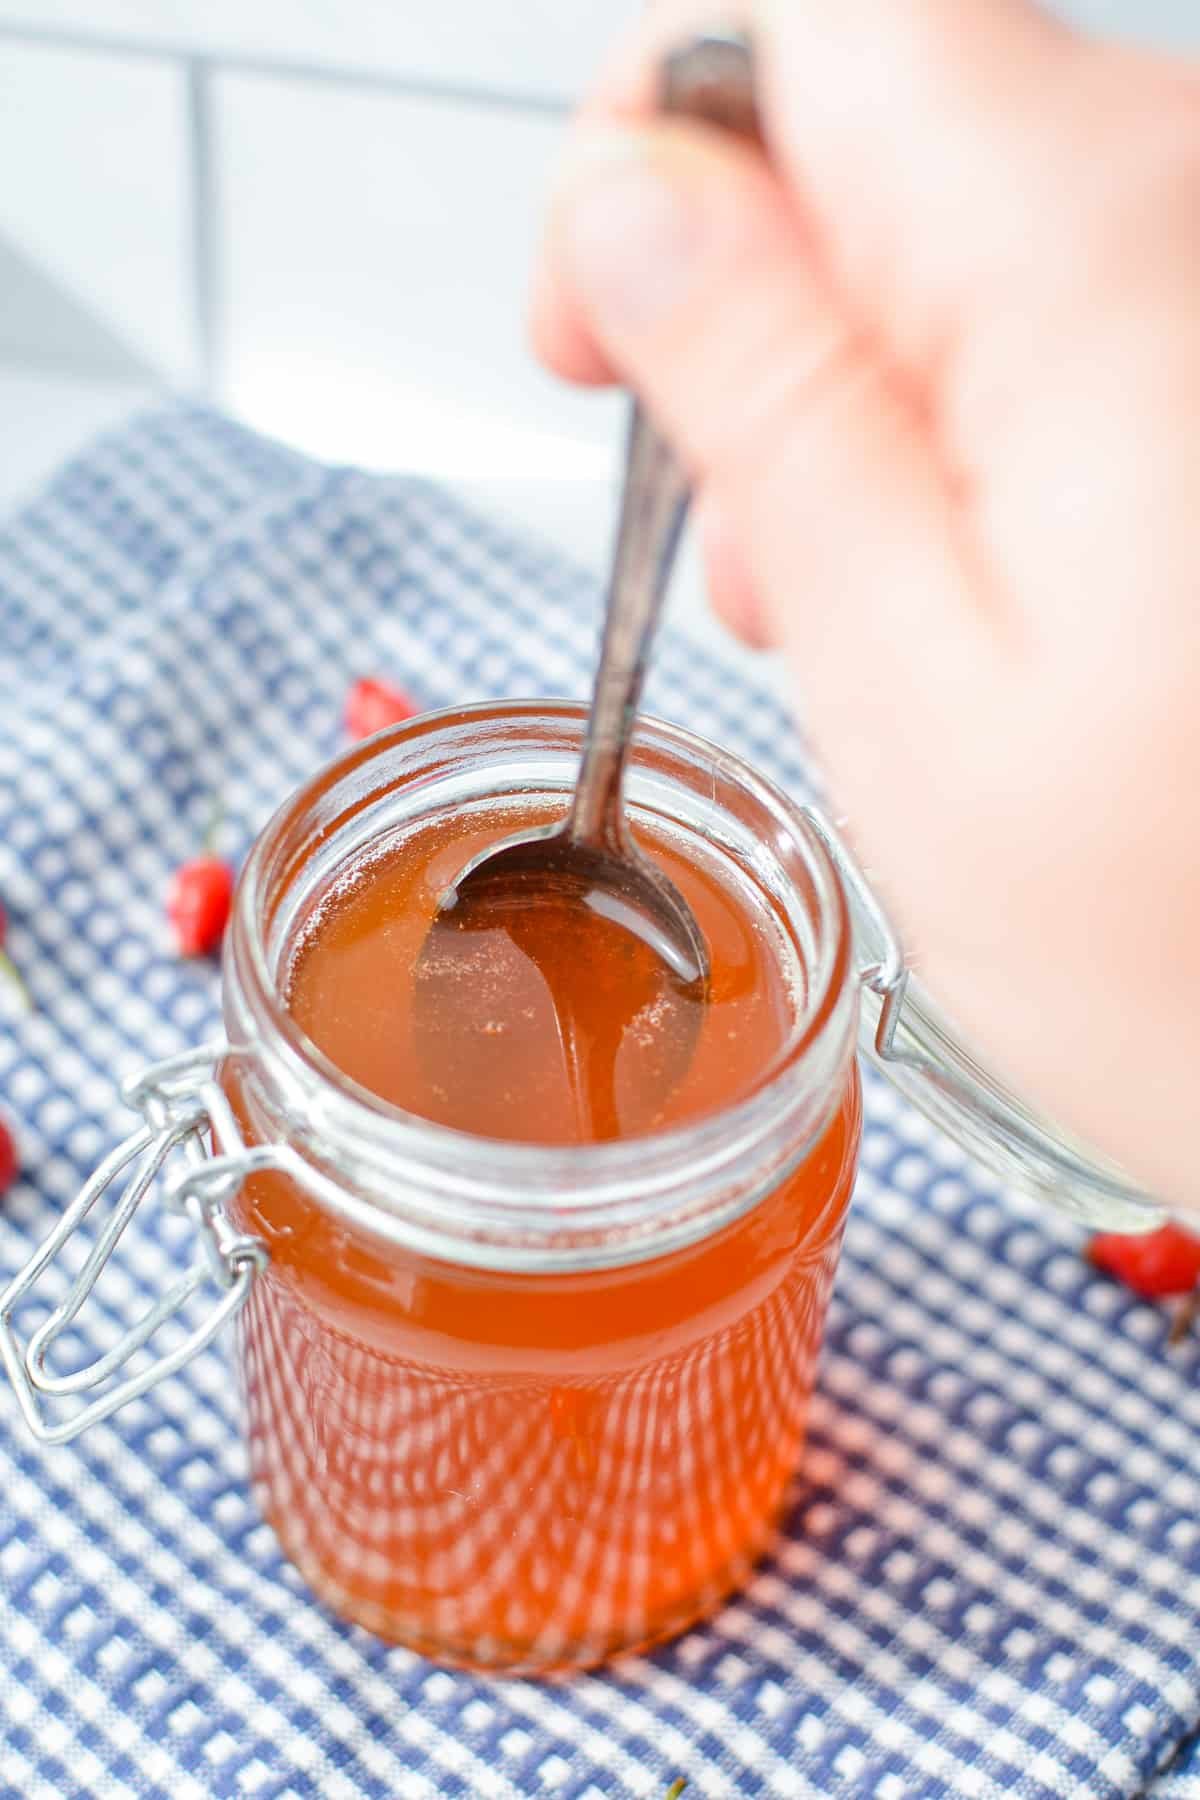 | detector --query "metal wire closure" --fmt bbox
[801,808,912,1057]
[809,804,1003,1102]
[806,806,1159,1227]
[0,1045,269,1446]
